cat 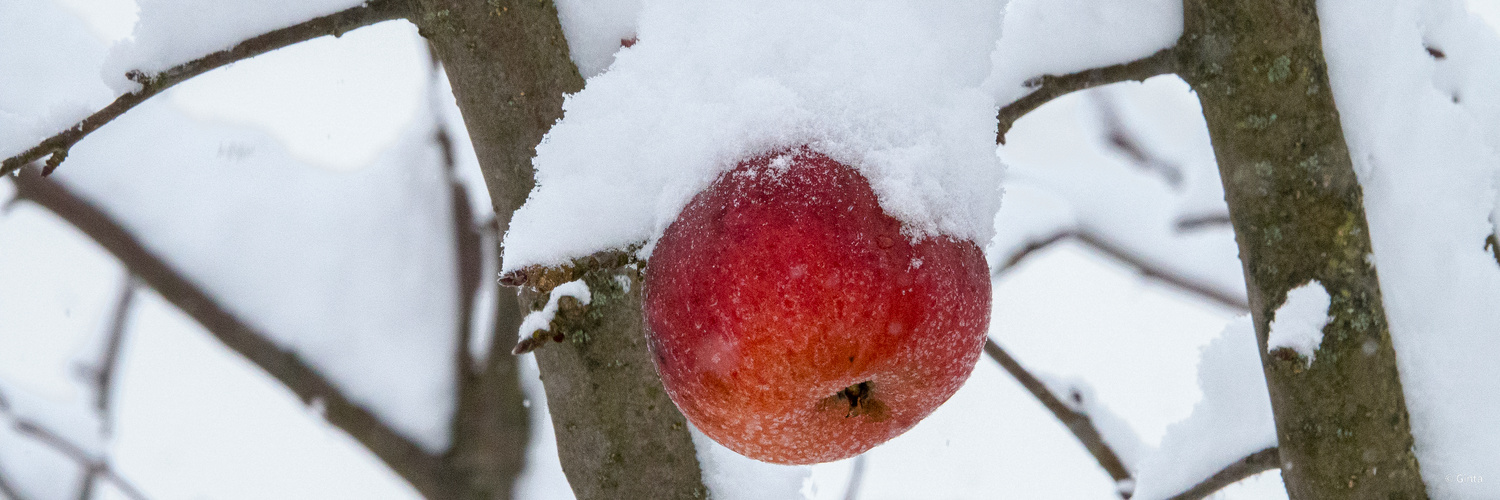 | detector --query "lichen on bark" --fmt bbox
[1177,0,1427,497]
